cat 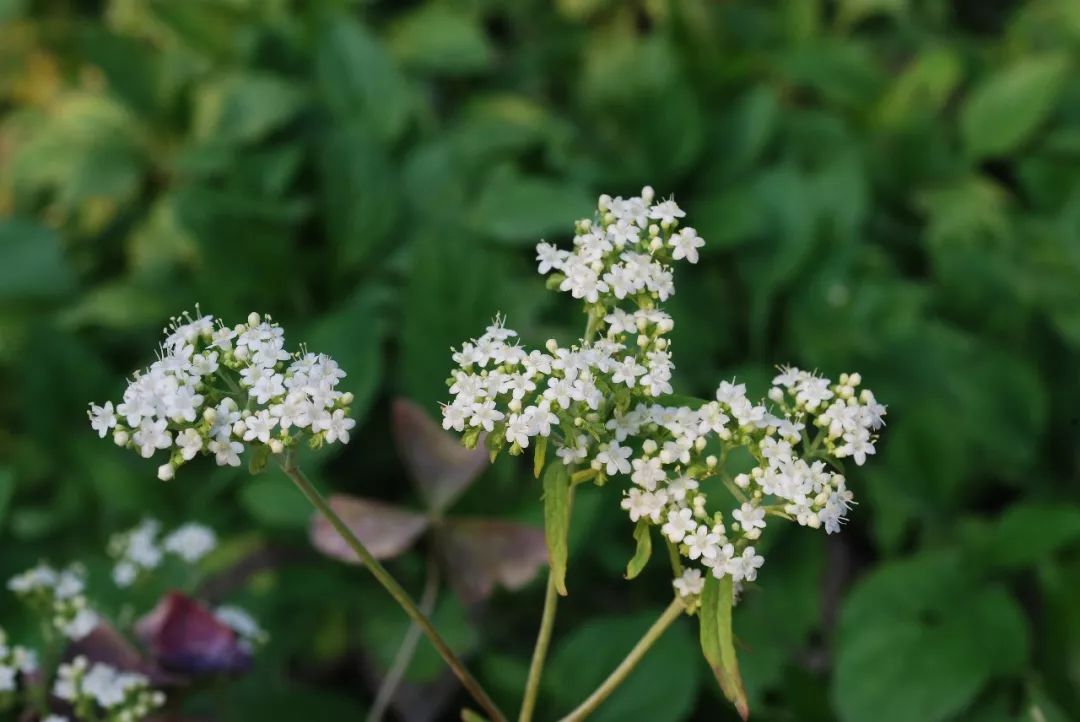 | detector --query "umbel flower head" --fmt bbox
[89,311,356,480]
[442,188,887,595]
